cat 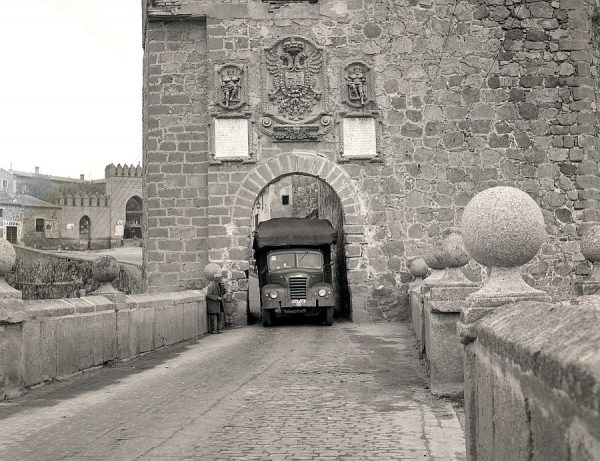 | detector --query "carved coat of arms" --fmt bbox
[265,38,323,121]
